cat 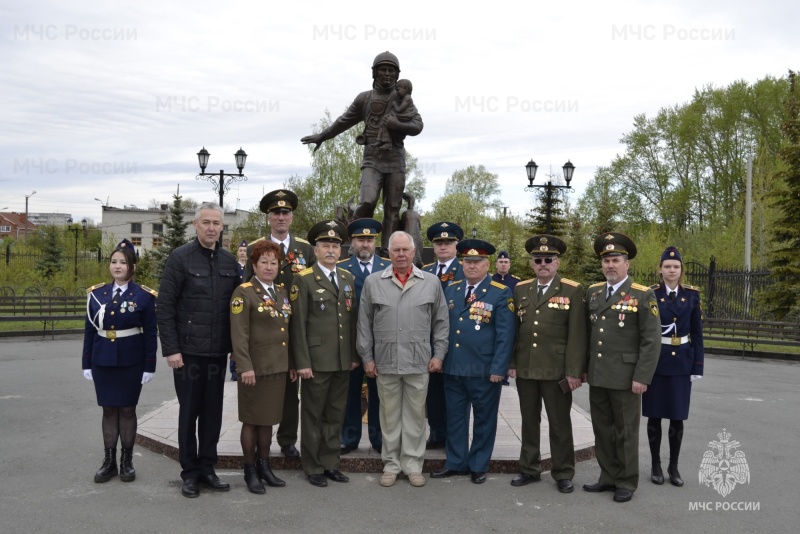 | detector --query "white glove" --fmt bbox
[83,369,93,381]
[690,375,702,382]
[141,372,154,385]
